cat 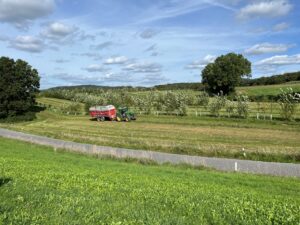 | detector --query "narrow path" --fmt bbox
[0,128,299,178]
